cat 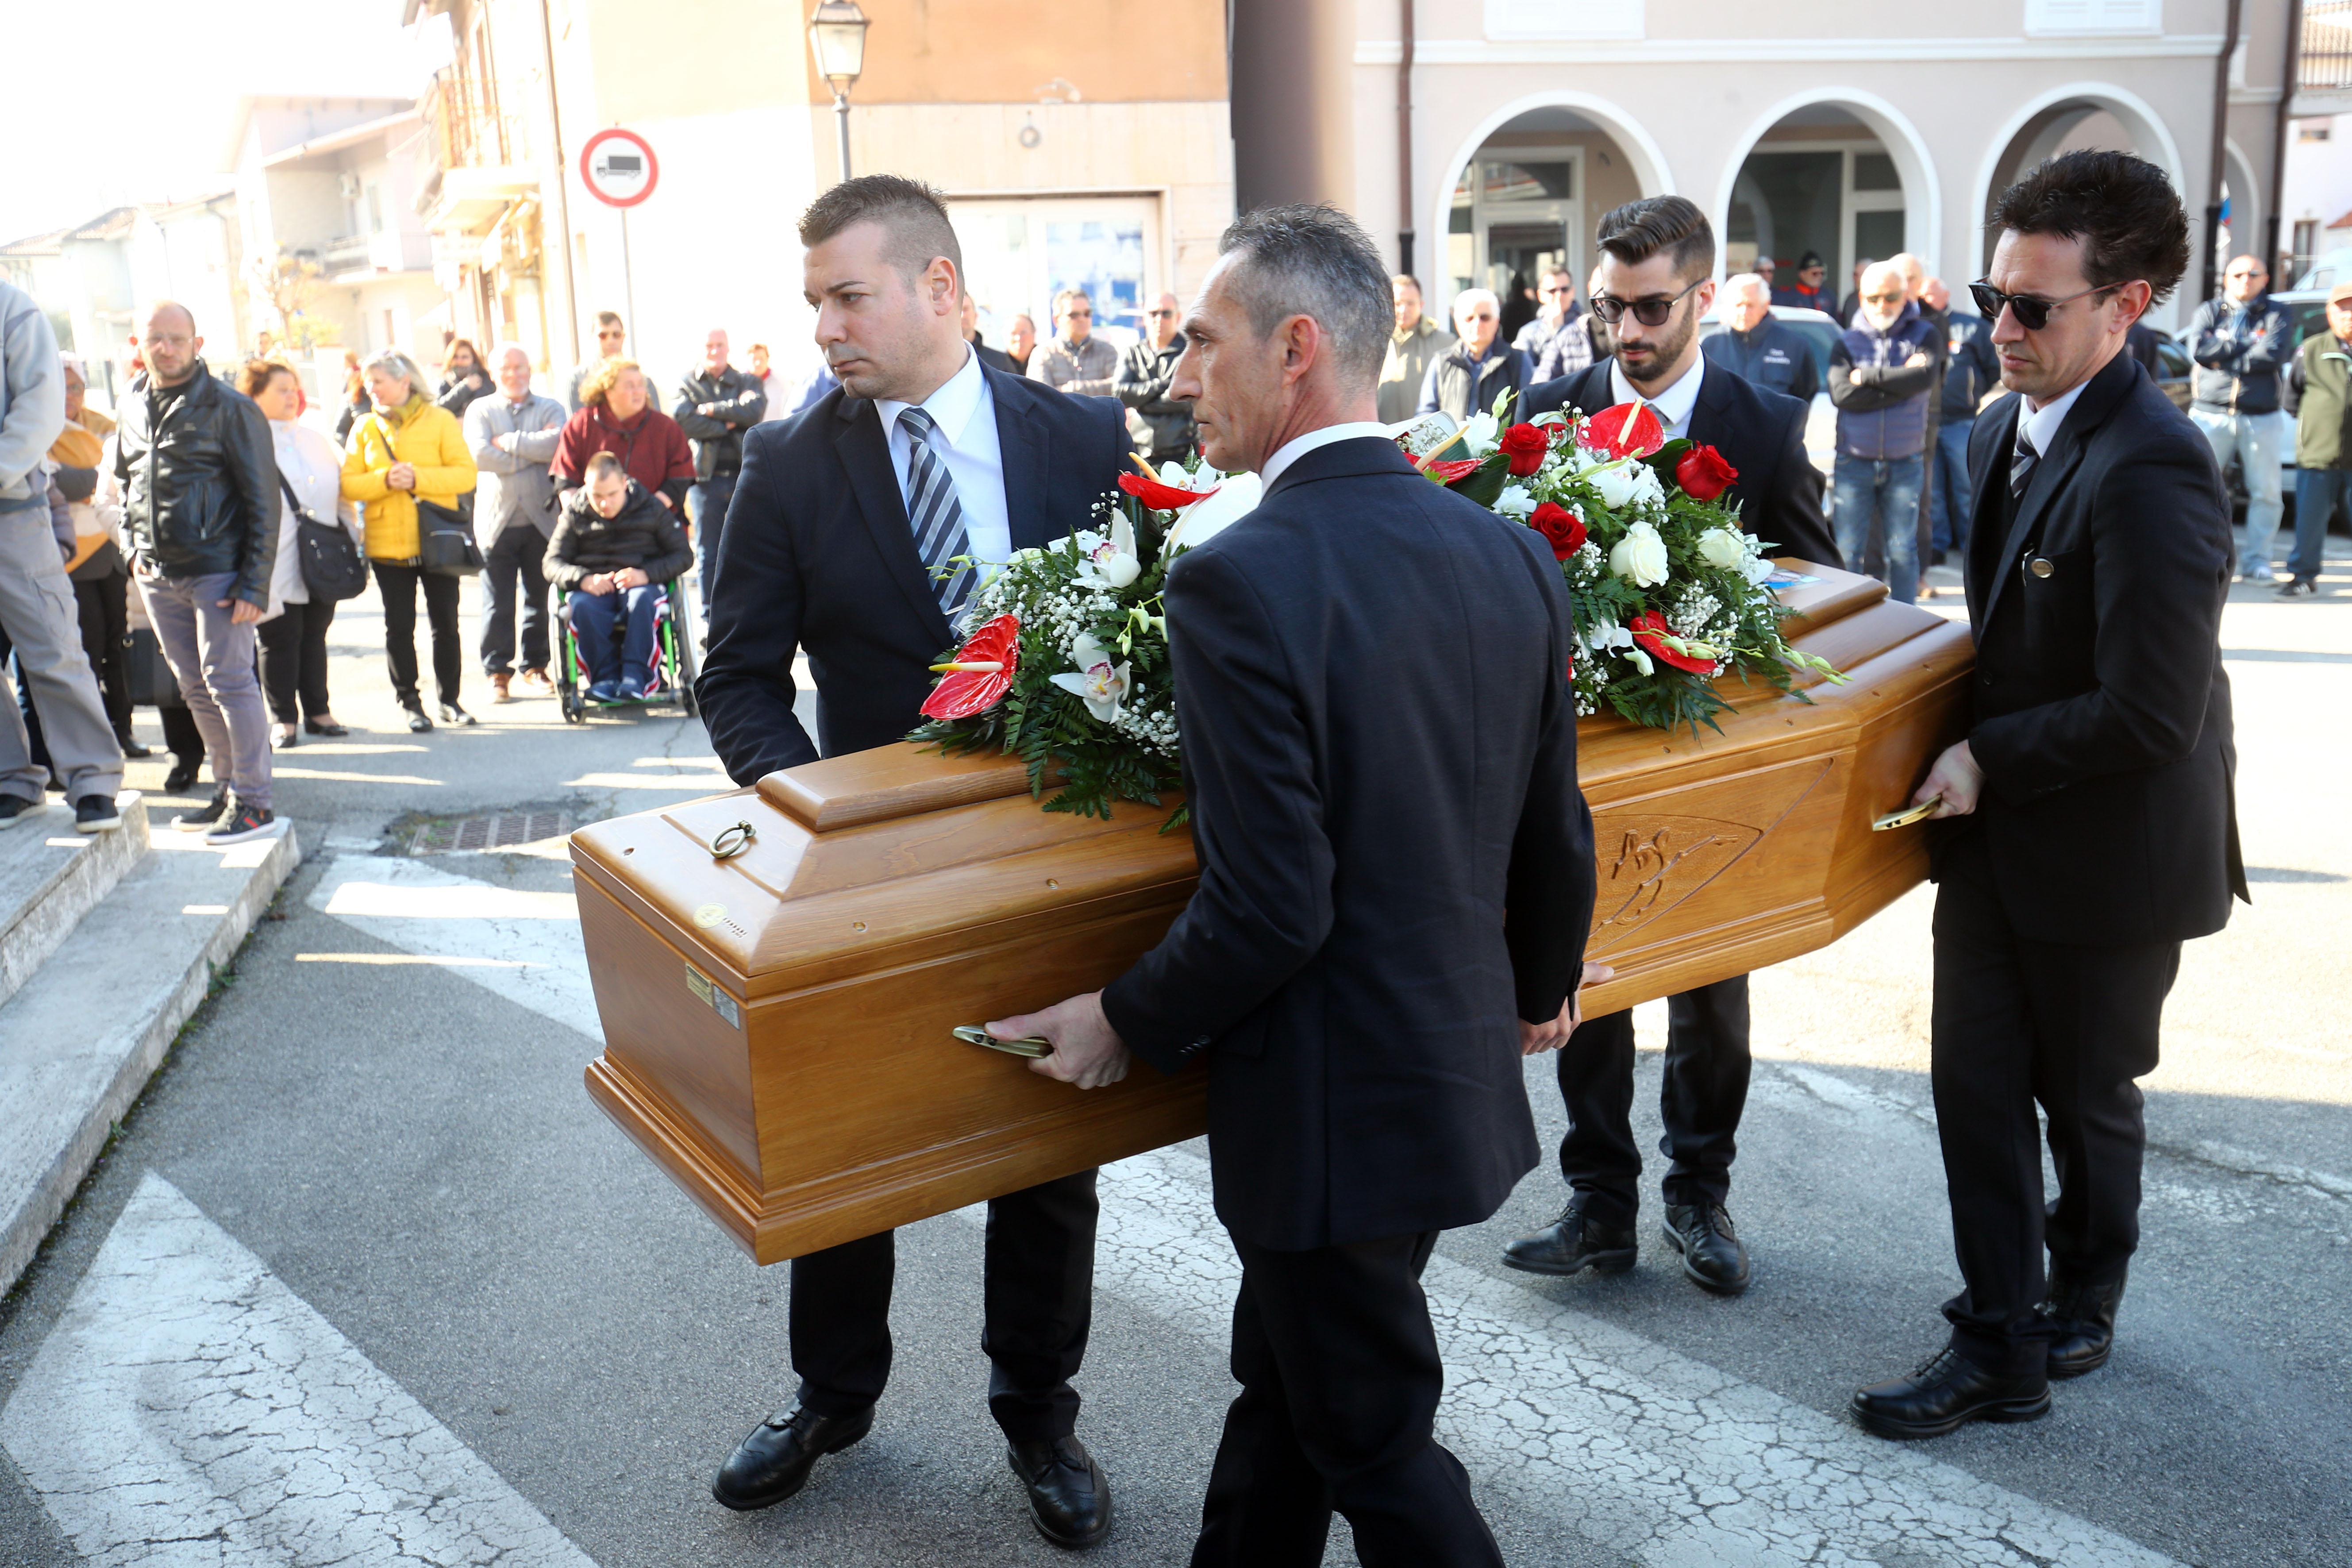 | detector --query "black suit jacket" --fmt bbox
[1522,360,1839,568]
[1101,437,1597,1251]
[1958,350,2248,945]
[697,362,1129,782]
